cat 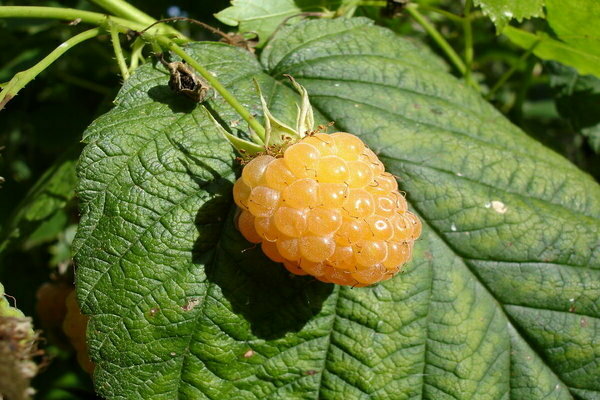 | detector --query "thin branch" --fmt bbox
[486,39,541,100]
[463,0,476,88]
[160,40,266,140]
[140,17,229,40]
[0,27,102,110]
[0,6,139,31]
[405,4,467,75]
[128,38,146,73]
[109,23,130,79]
